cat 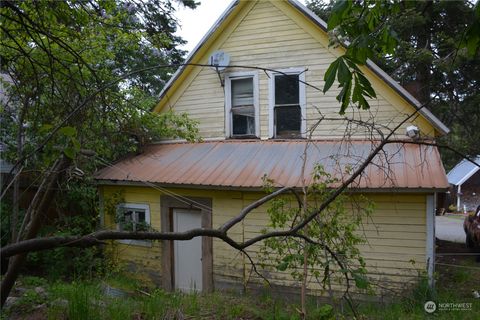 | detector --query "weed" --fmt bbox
[50,281,103,320]
[6,271,480,320]
[141,289,169,318]
[21,276,48,287]
[105,298,137,320]
[452,268,470,283]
